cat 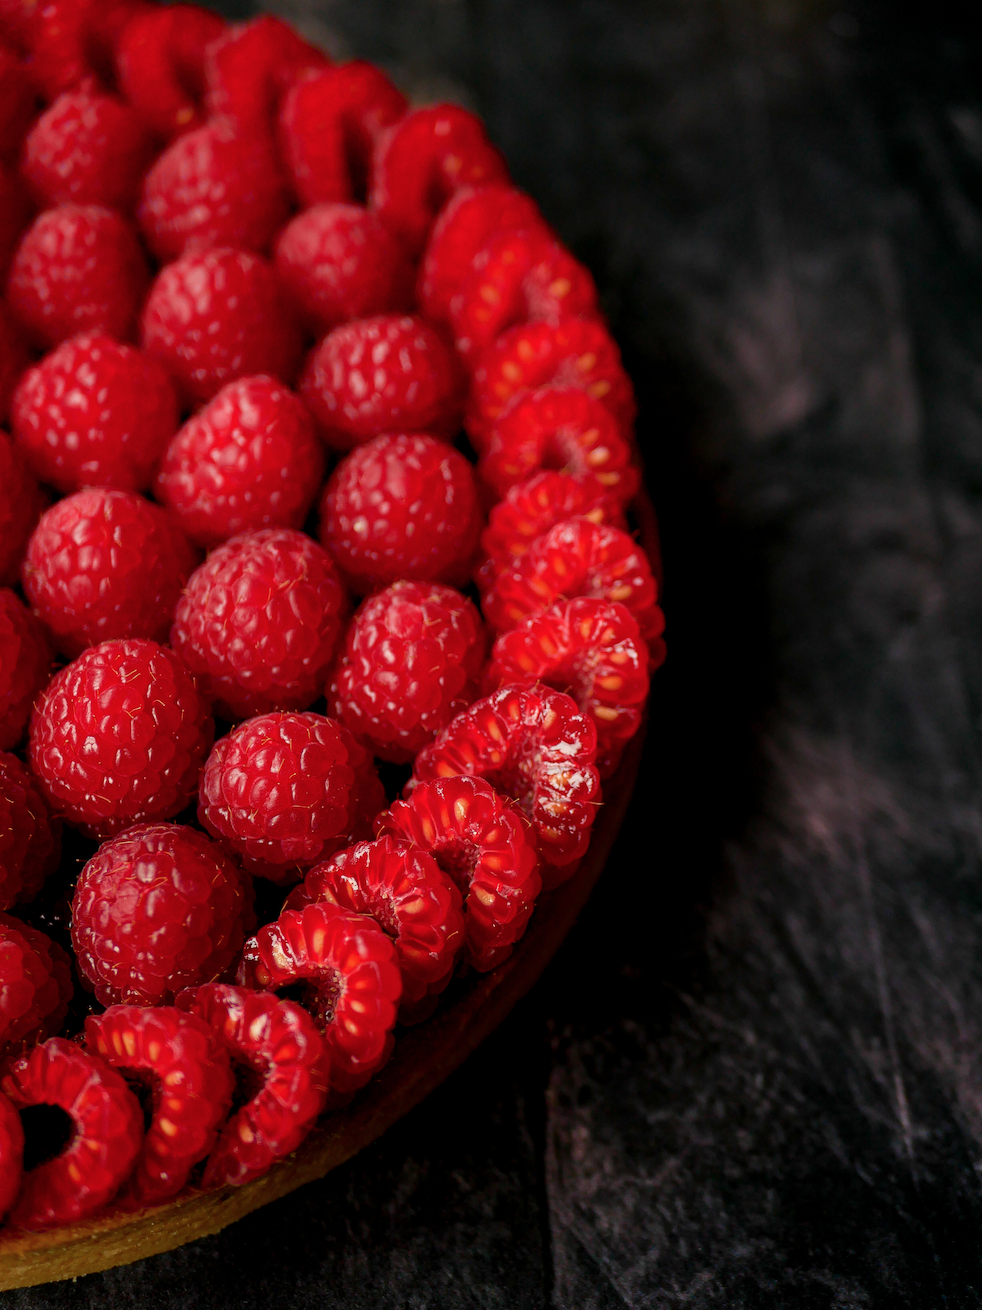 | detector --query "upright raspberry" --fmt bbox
[0,591,51,753]
[114,4,227,141]
[0,914,72,1055]
[0,1091,22,1221]
[204,15,328,135]
[30,639,214,838]
[0,430,44,587]
[0,752,60,910]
